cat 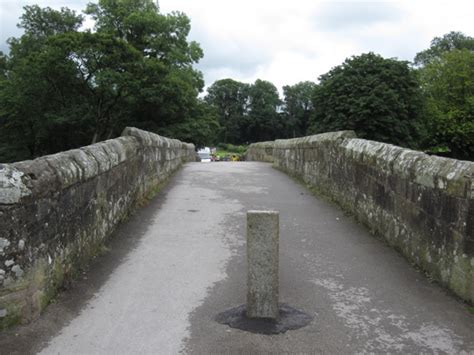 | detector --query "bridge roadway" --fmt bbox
[2,162,474,354]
